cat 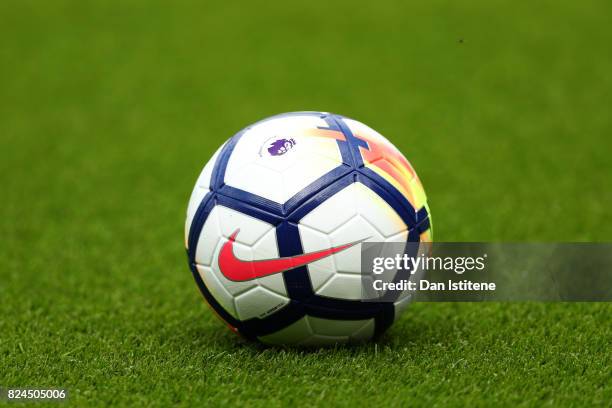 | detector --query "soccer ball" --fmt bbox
[185,112,432,346]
